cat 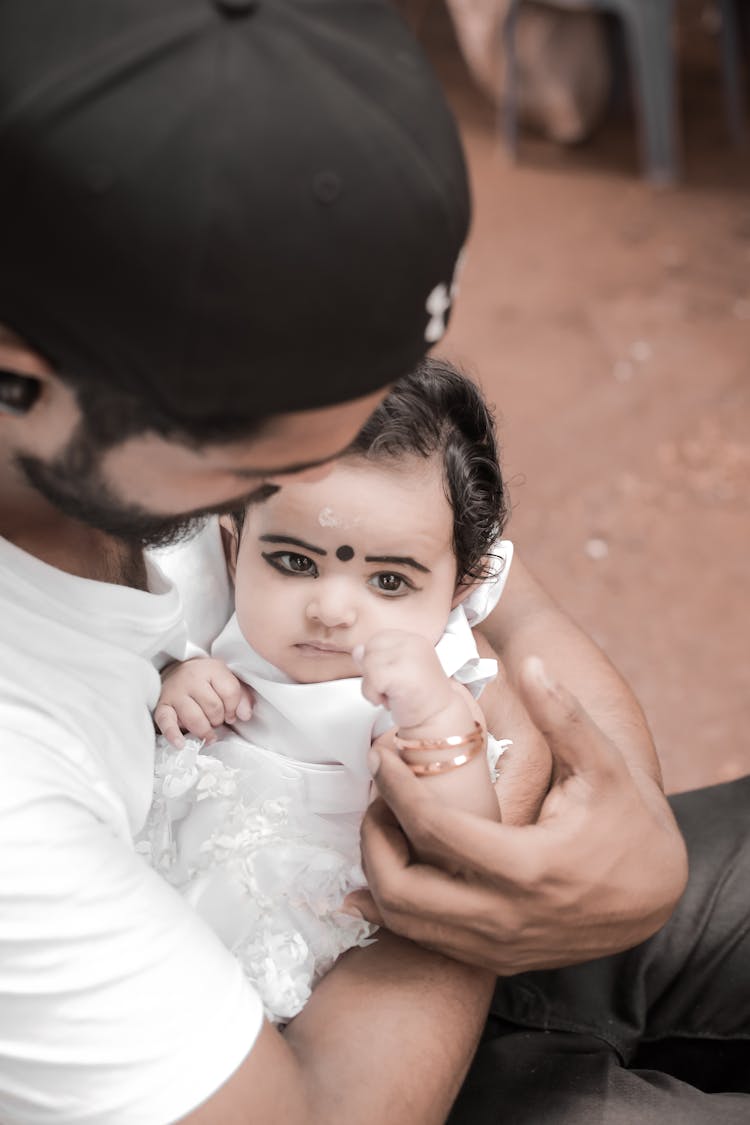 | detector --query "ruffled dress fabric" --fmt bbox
[138,541,513,1024]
